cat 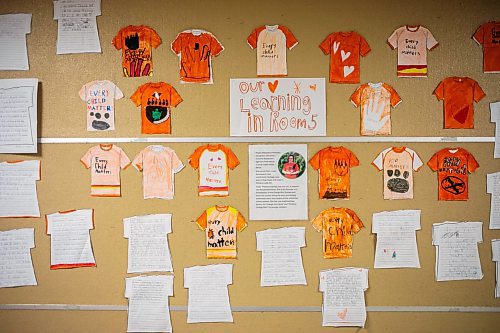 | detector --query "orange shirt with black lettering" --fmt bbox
[433,77,485,129]
[171,29,224,83]
[473,21,500,73]
[311,207,364,259]
[130,82,182,134]
[319,31,371,83]
[112,25,161,77]
[427,147,479,201]
[309,146,359,200]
